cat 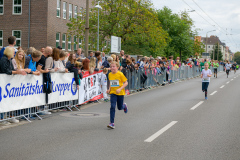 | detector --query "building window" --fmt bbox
[79,38,82,48]
[13,0,22,15]
[0,0,3,15]
[74,36,77,50]
[12,30,21,47]
[74,5,77,19]
[0,30,3,48]
[68,36,72,51]
[57,0,61,18]
[62,34,66,50]
[63,2,66,19]
[56,32,60,48]
[208,46,210,48]
[79,7,83,17]
[69,4,72,20]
